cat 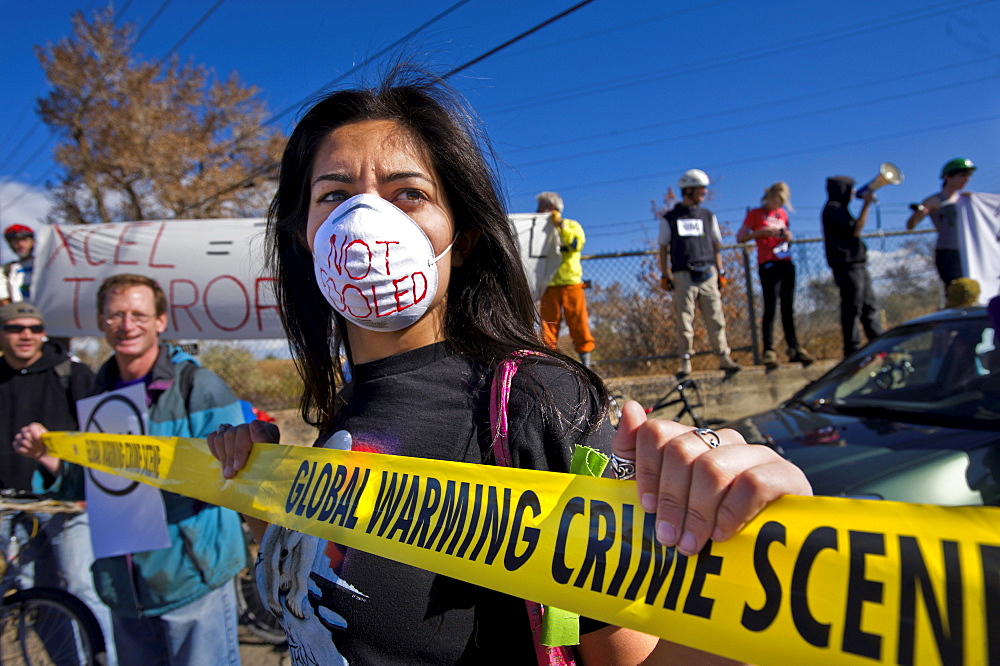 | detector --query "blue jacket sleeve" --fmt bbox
[184,368,247,438]
[32,460,85,500]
